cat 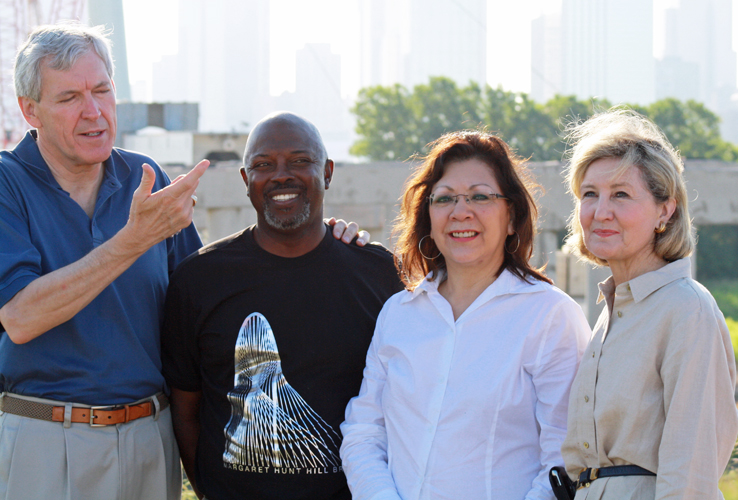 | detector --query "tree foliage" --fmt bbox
[351,77,738,162]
